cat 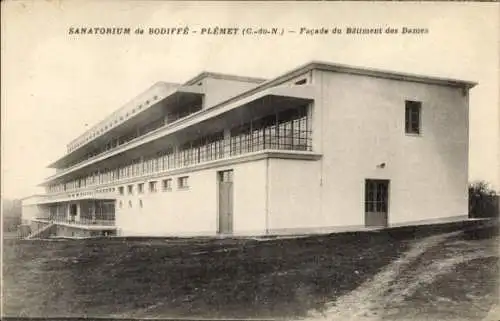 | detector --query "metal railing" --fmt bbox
[35,217,115,226]
[47,105,312,194]
[46,104,203,183]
